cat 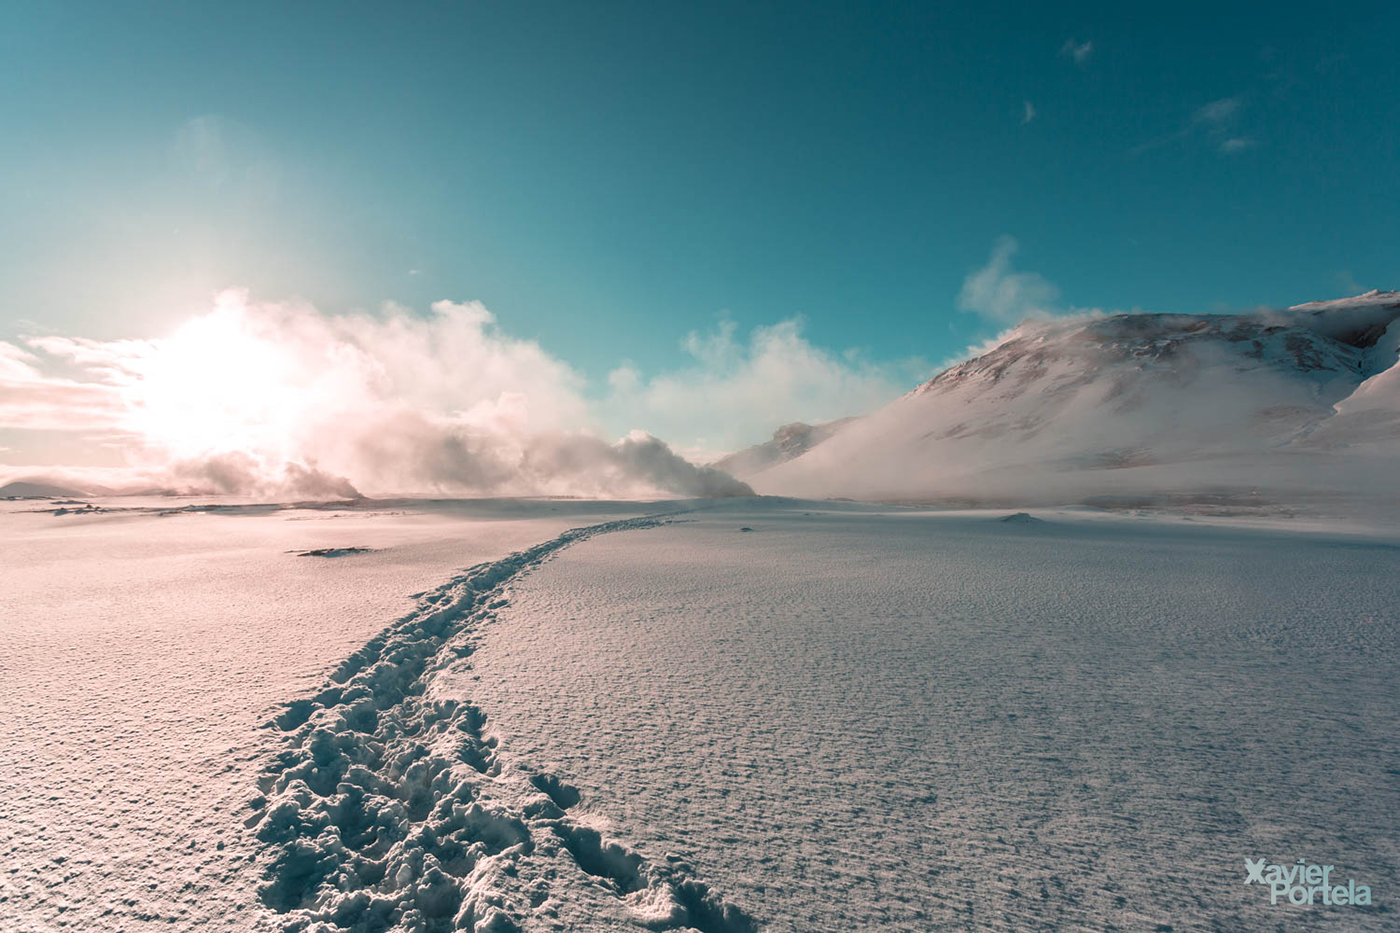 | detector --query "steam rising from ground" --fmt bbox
[1,292,750,498]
